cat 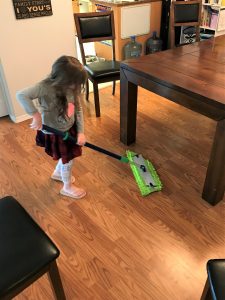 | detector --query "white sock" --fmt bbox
[61,160,73,185]
[54,159,62,174]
